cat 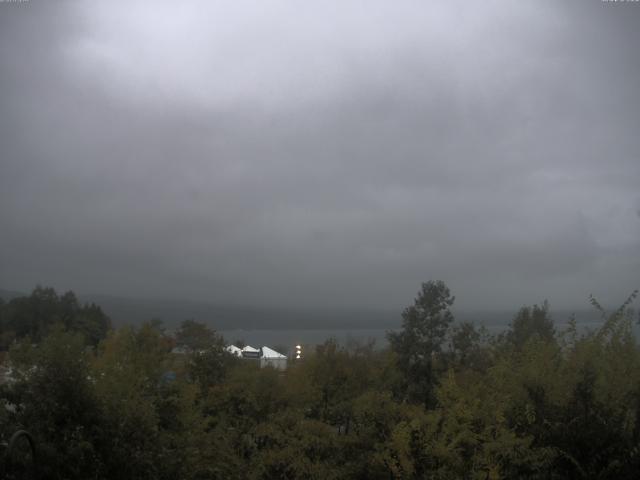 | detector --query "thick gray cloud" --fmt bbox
[1,0,639,312]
